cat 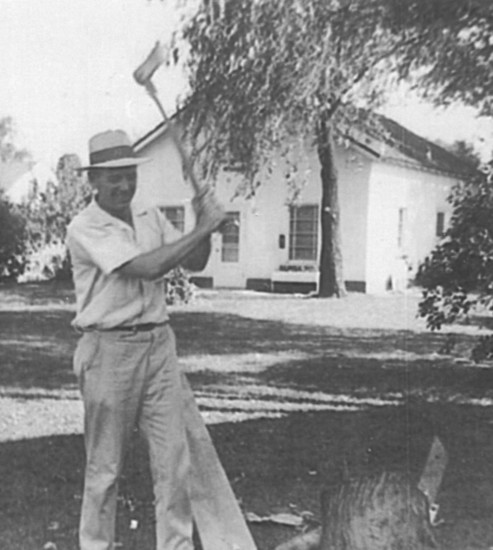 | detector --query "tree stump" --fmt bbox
[320,472,437,550]
[275,472,438,550]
